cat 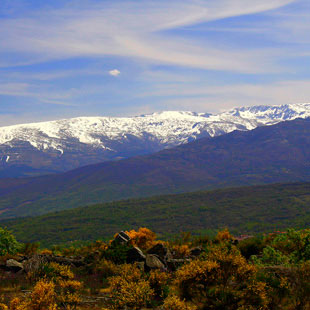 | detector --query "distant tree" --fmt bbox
[0,227,21,256]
